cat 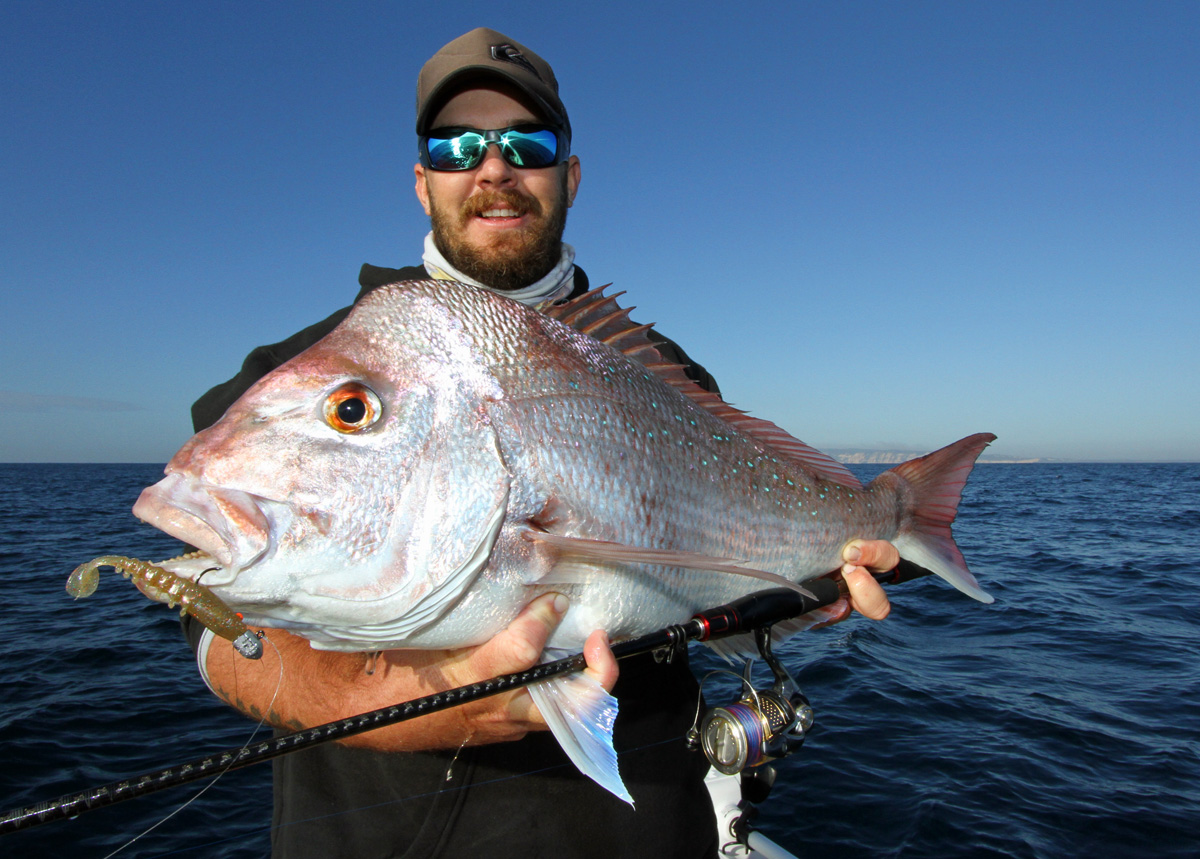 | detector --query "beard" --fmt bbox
[428,176,570,292]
